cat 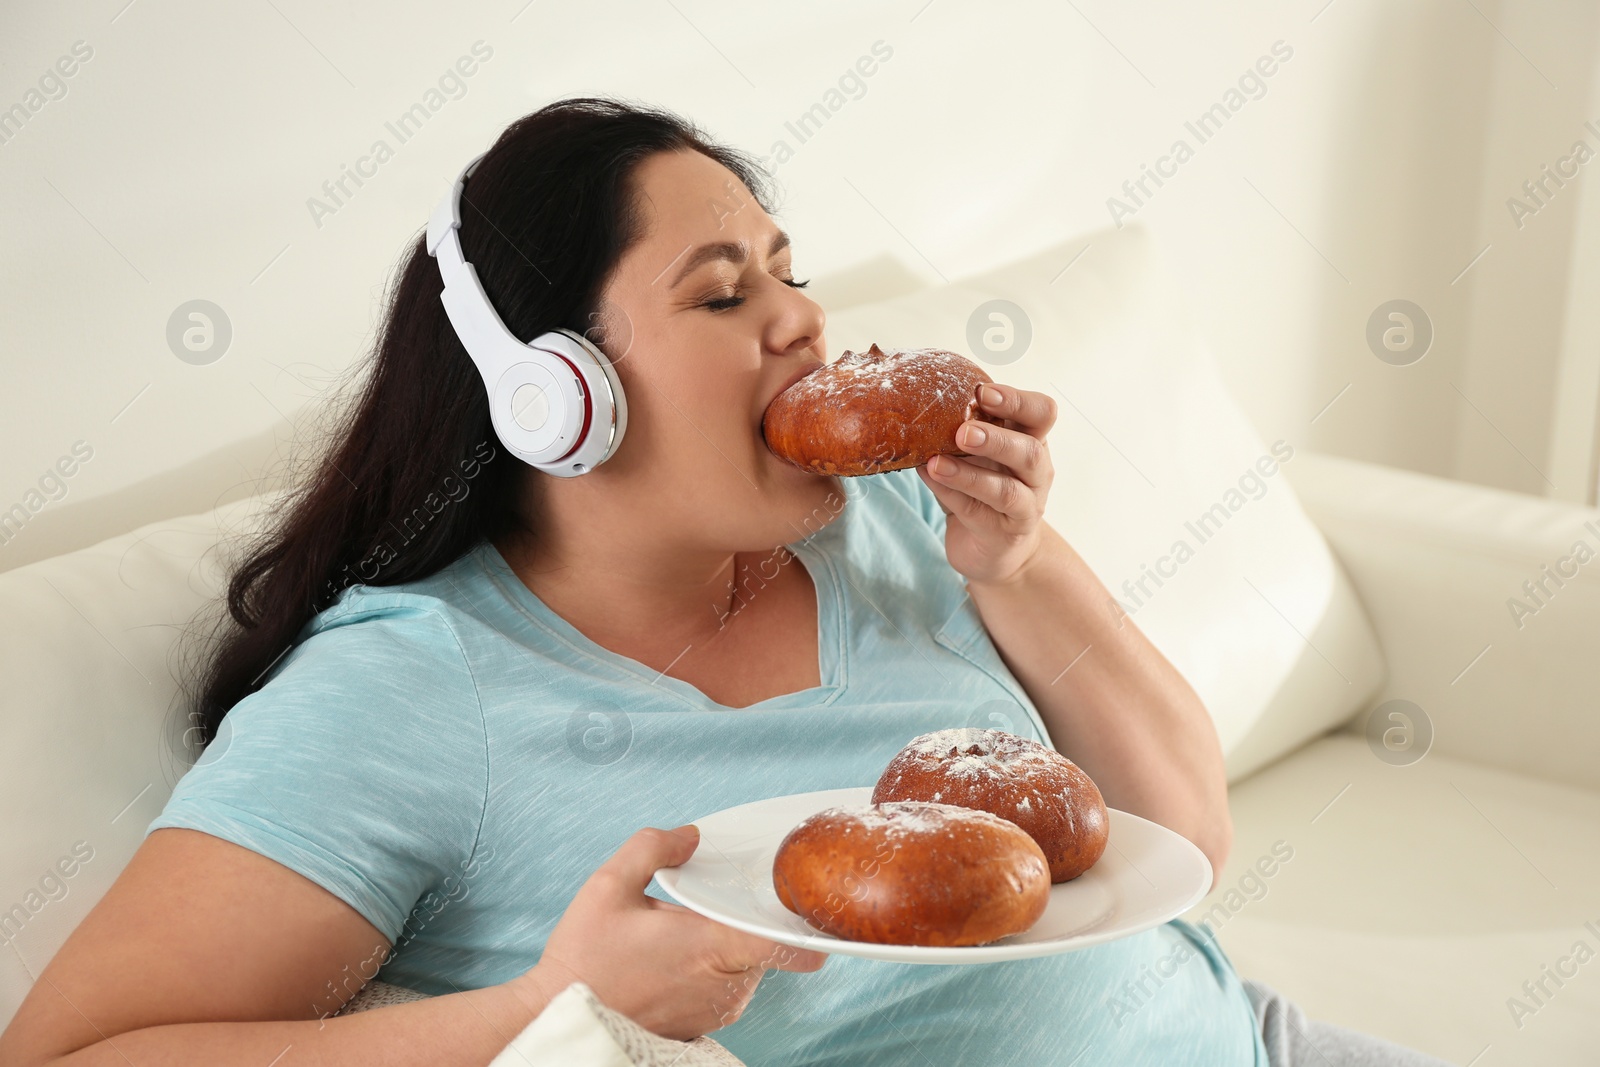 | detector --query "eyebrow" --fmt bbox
[666,229,792,289]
